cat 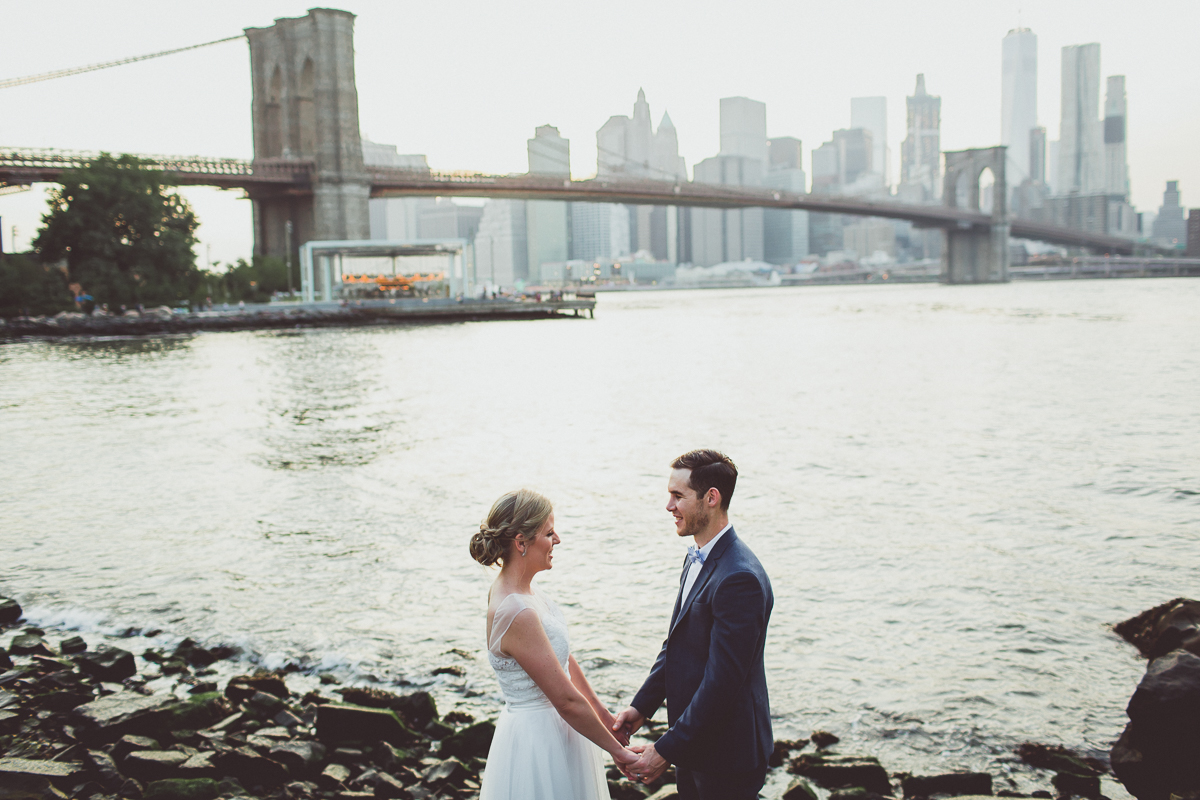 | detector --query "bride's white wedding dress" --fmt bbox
[480,590,610,800]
